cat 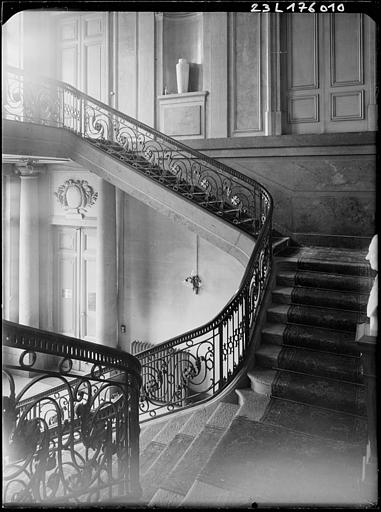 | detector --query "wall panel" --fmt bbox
[283,13,373,134]
[284,14,321,132]
[60,46,78,87]
[288,14,318,90]
[116,12,137,117]
[57,13,108,103]
[330,14,363,86]
[230,13,262,136]
[83,43,103,100]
